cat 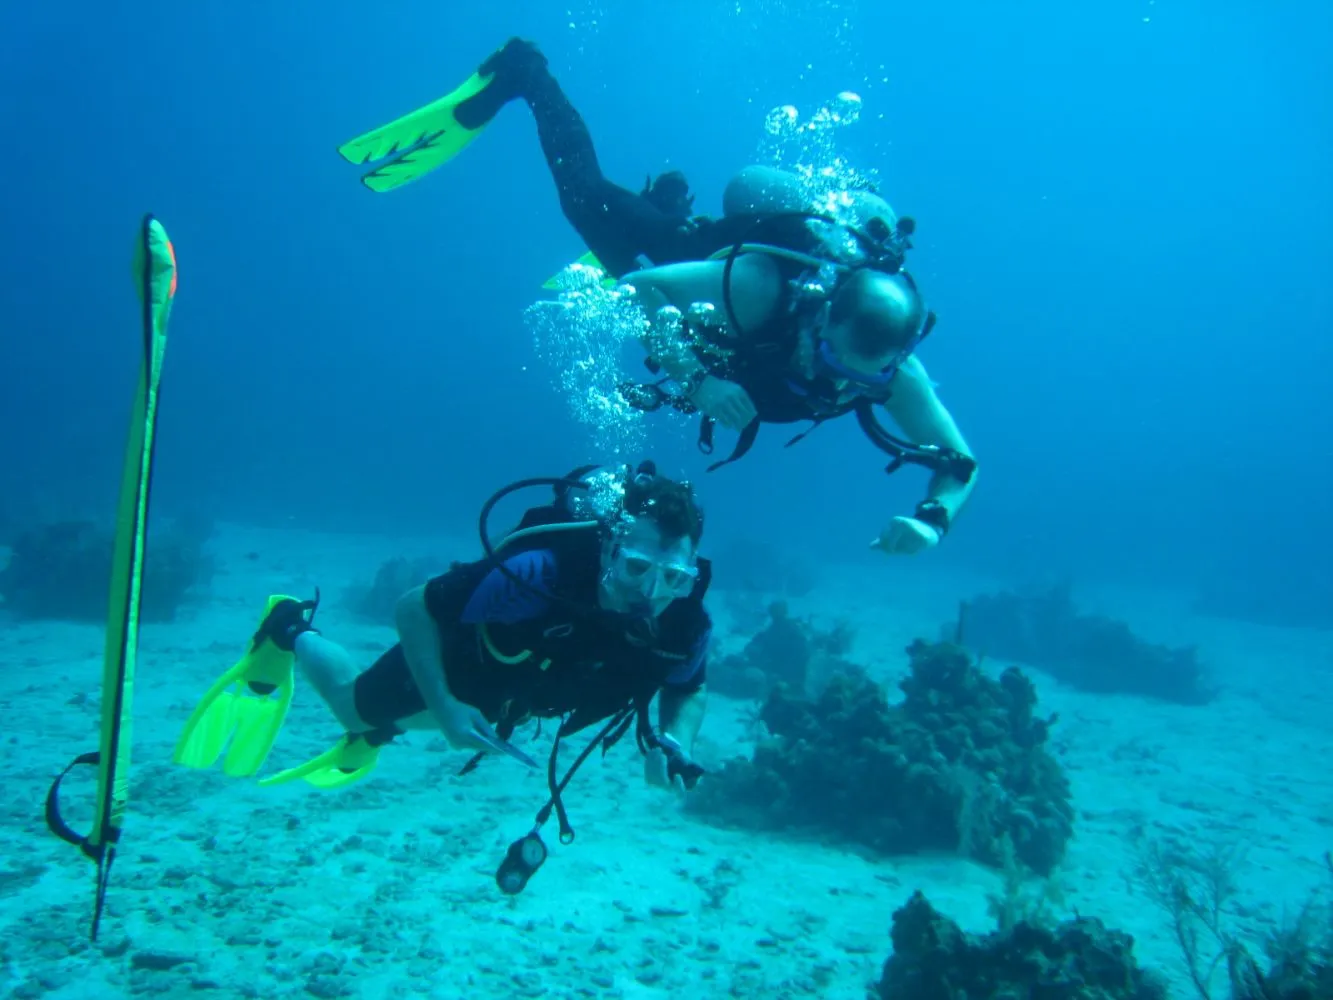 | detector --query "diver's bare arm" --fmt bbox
[622,261,724,382]
[394,585,465,729]
[882,357,978,521]
[658,684,707,751]
[623,256,779,382]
